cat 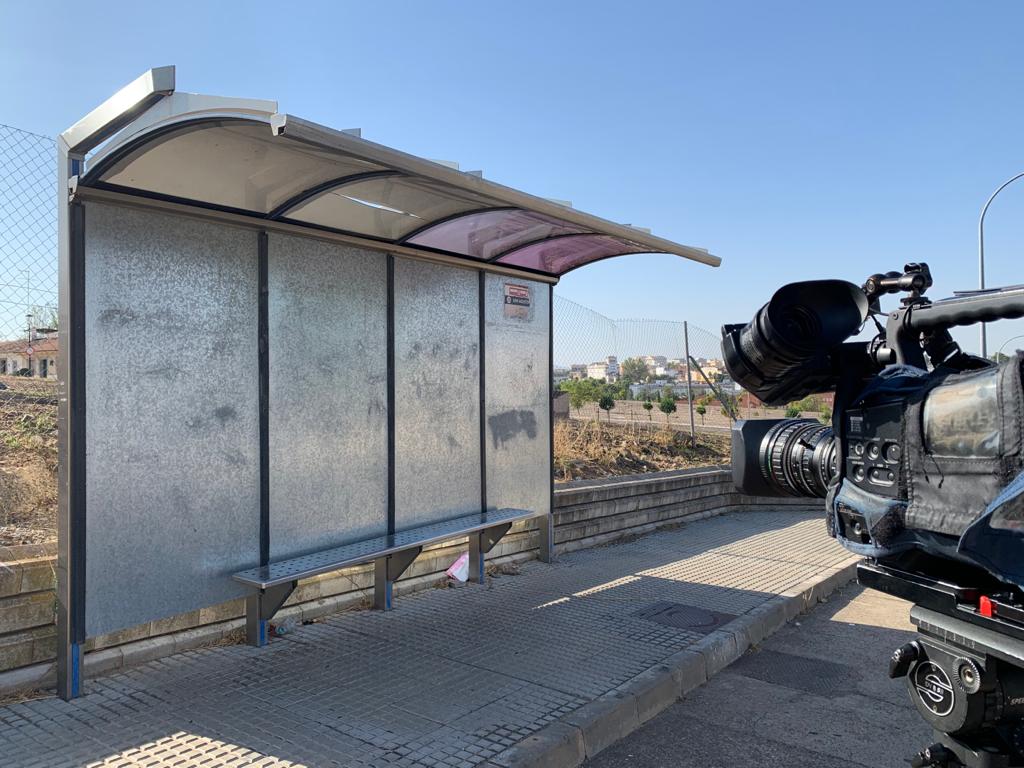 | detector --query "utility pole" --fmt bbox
[683,322,696,445]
